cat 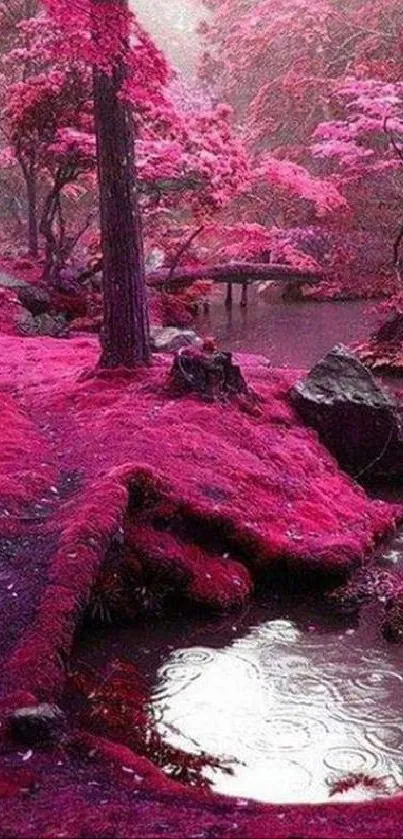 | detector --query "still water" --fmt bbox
[75,297,401,806]
[196,290,381,367]
[77,596,403,805]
